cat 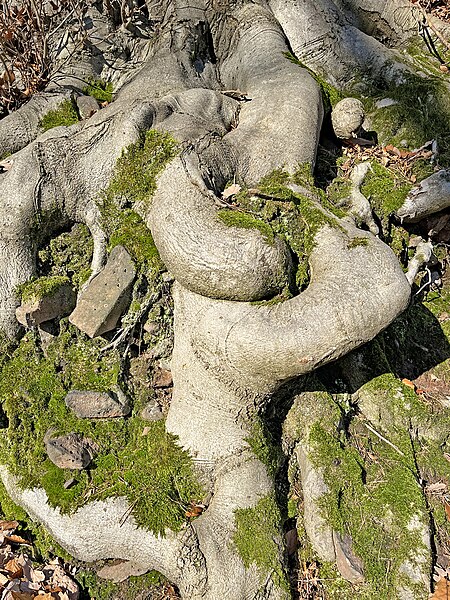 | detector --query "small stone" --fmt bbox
[162,271,174,283]
[16,283,76,328]
[65,389,130,419]
[143,320,159,335]
[63,477,76,489]
[45,432,98,470]
[331,98,365,140]
[333,532,364,584]
[152,367,173,388]
[141,400,164,422]
[69,245,136,338]
[375,98,398,109]
[76,94,100,119]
